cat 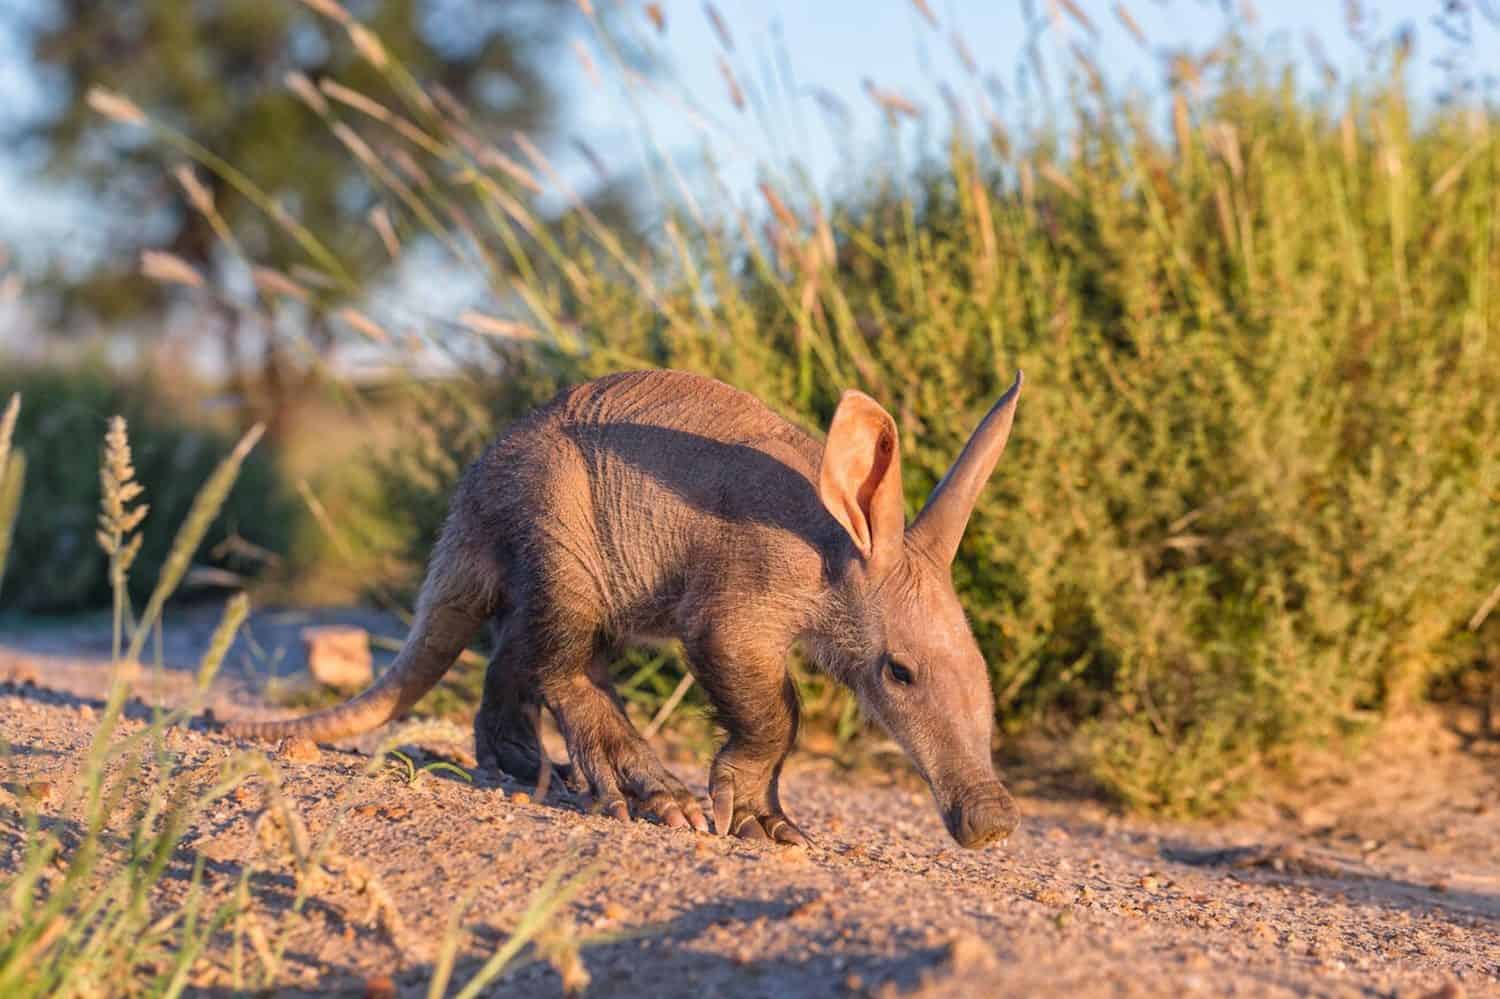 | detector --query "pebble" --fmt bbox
[1423,983,1464,999]
[363,975,396,999]
[944,931,998,972]
[2,659,40,686]
[278,736,321,763]
[786,898,822,921]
